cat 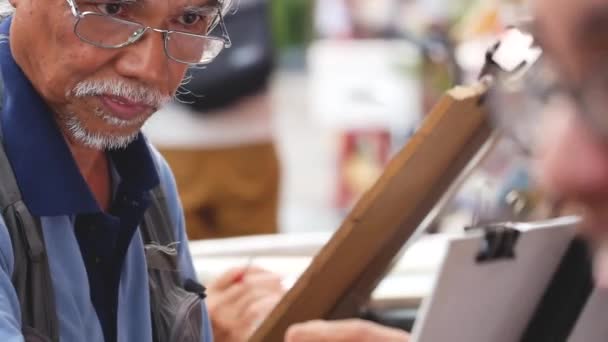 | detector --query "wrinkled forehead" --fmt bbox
[72,0,230,13]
